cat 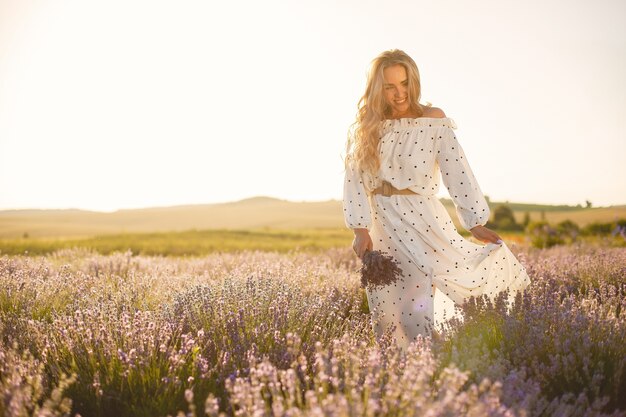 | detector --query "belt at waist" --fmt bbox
[369,180,419,197]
